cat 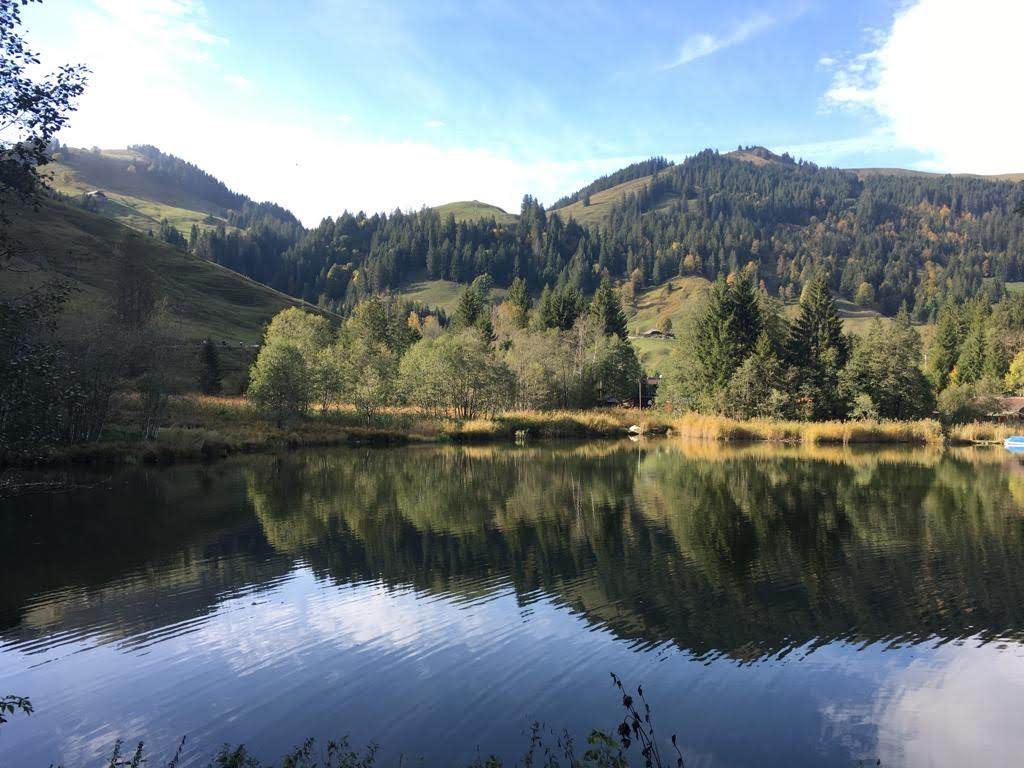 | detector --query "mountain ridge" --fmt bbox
[41,142,1024,319]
